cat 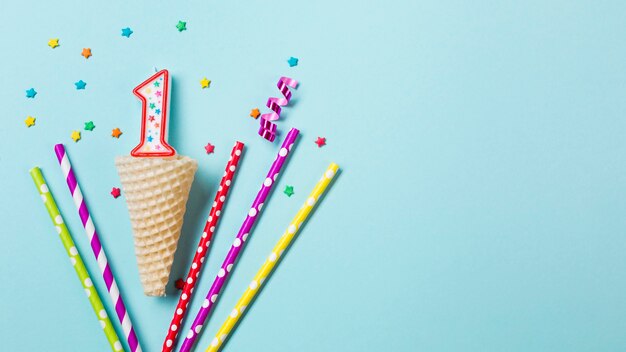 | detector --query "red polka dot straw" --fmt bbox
[180,128,299,352]
[162,141,244,352]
